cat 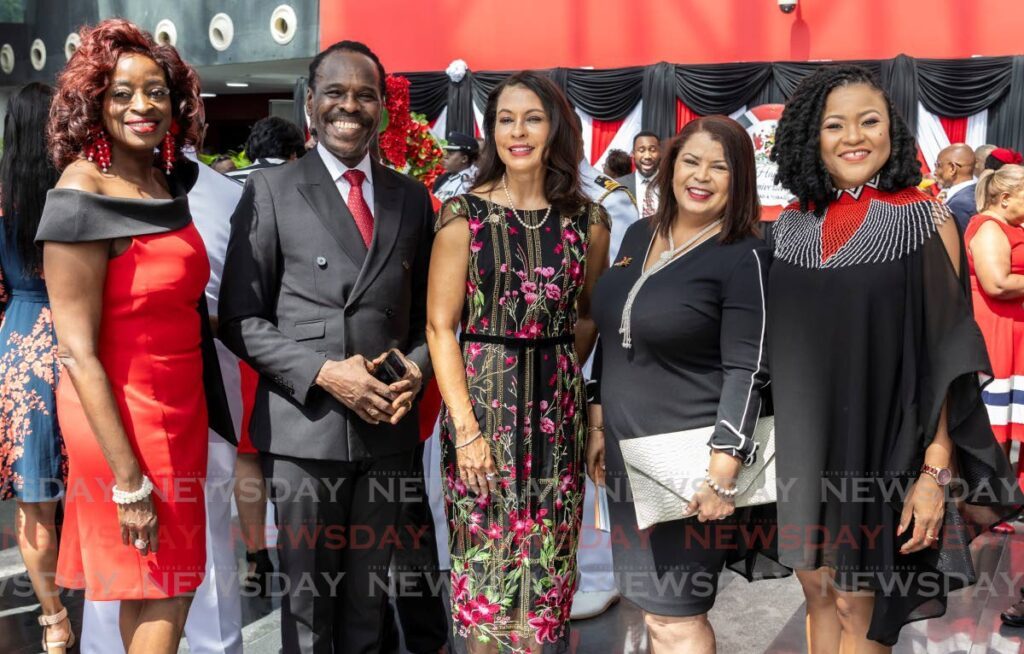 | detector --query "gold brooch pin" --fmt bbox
[613,256,633,268]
